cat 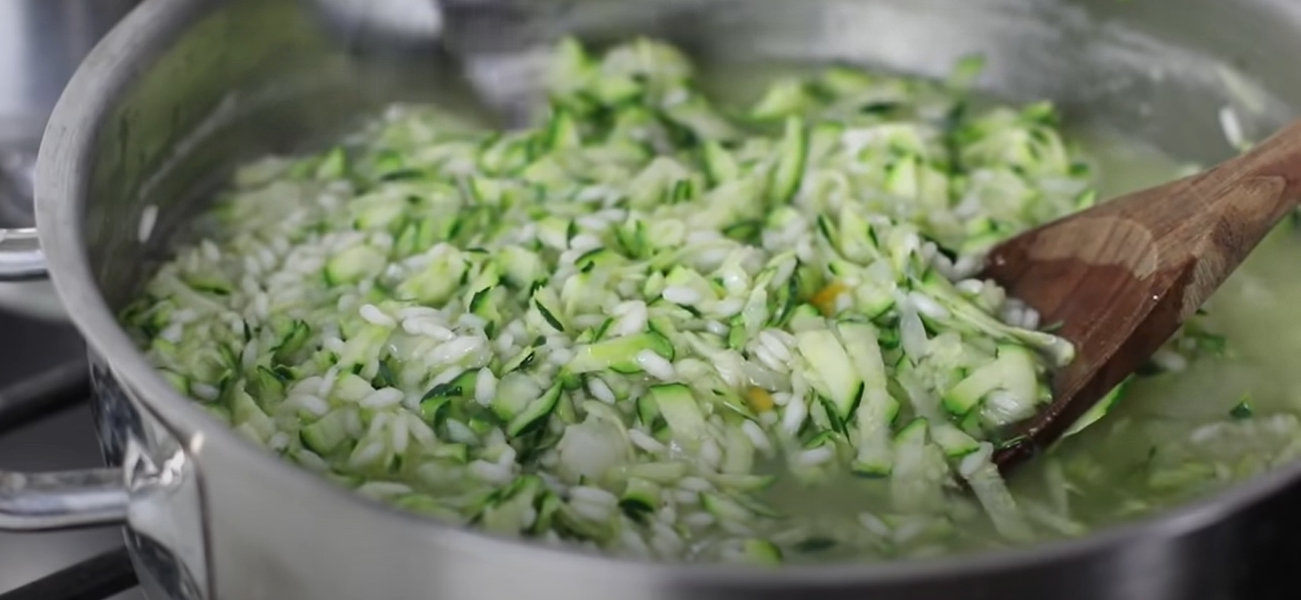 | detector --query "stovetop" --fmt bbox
[0,308,146,600]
